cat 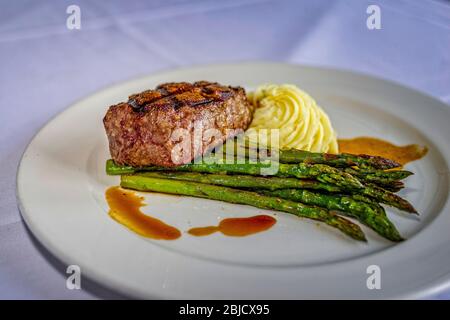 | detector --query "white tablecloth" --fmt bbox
[1,0,449,299]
